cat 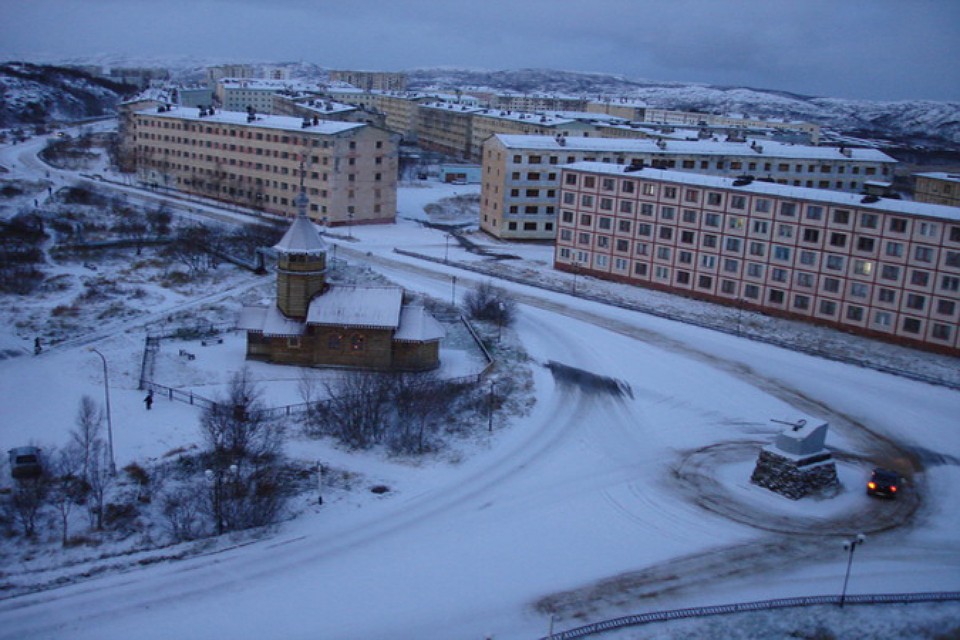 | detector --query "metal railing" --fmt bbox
[540,591,960,639]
